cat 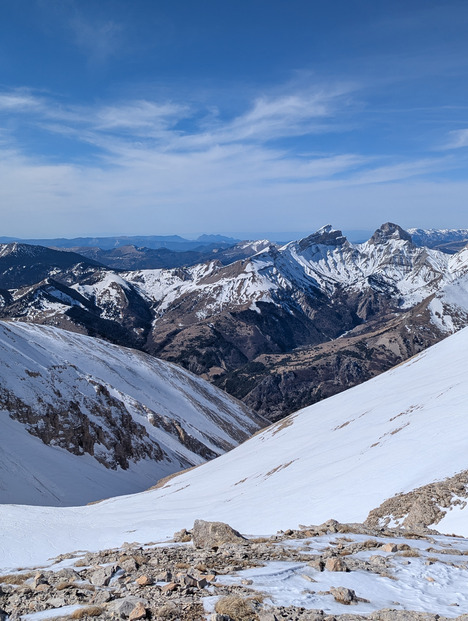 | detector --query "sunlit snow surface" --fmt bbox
[0,321,263,506]
[211,533,468,617]
[1,327,468,573]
